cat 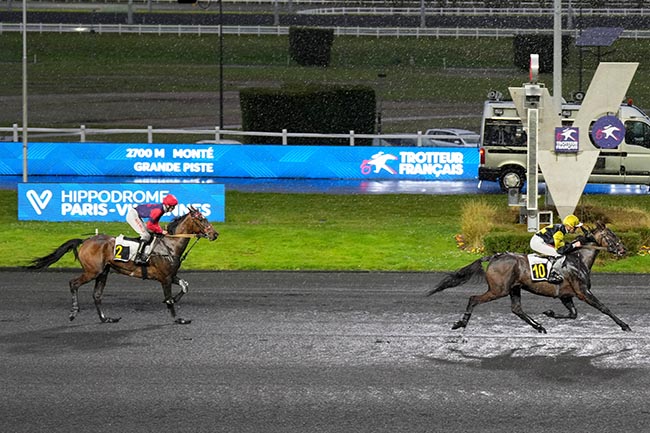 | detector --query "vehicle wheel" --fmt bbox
[498,167,526,192]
